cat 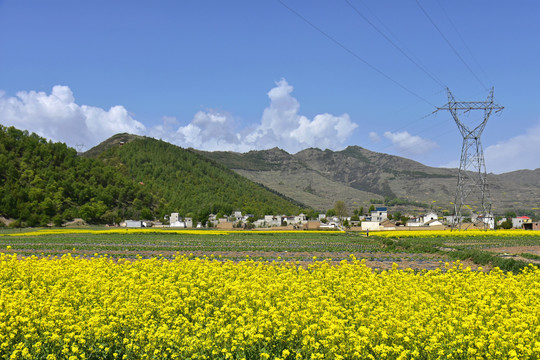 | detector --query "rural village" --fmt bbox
[122,207,540,231]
